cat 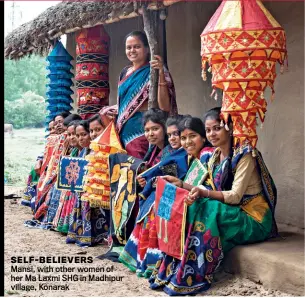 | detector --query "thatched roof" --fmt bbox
[4,0,182,60]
